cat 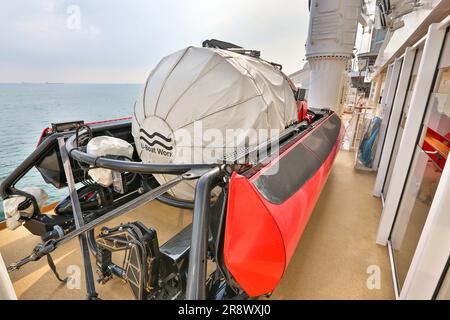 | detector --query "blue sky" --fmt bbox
[0,0,310,83]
